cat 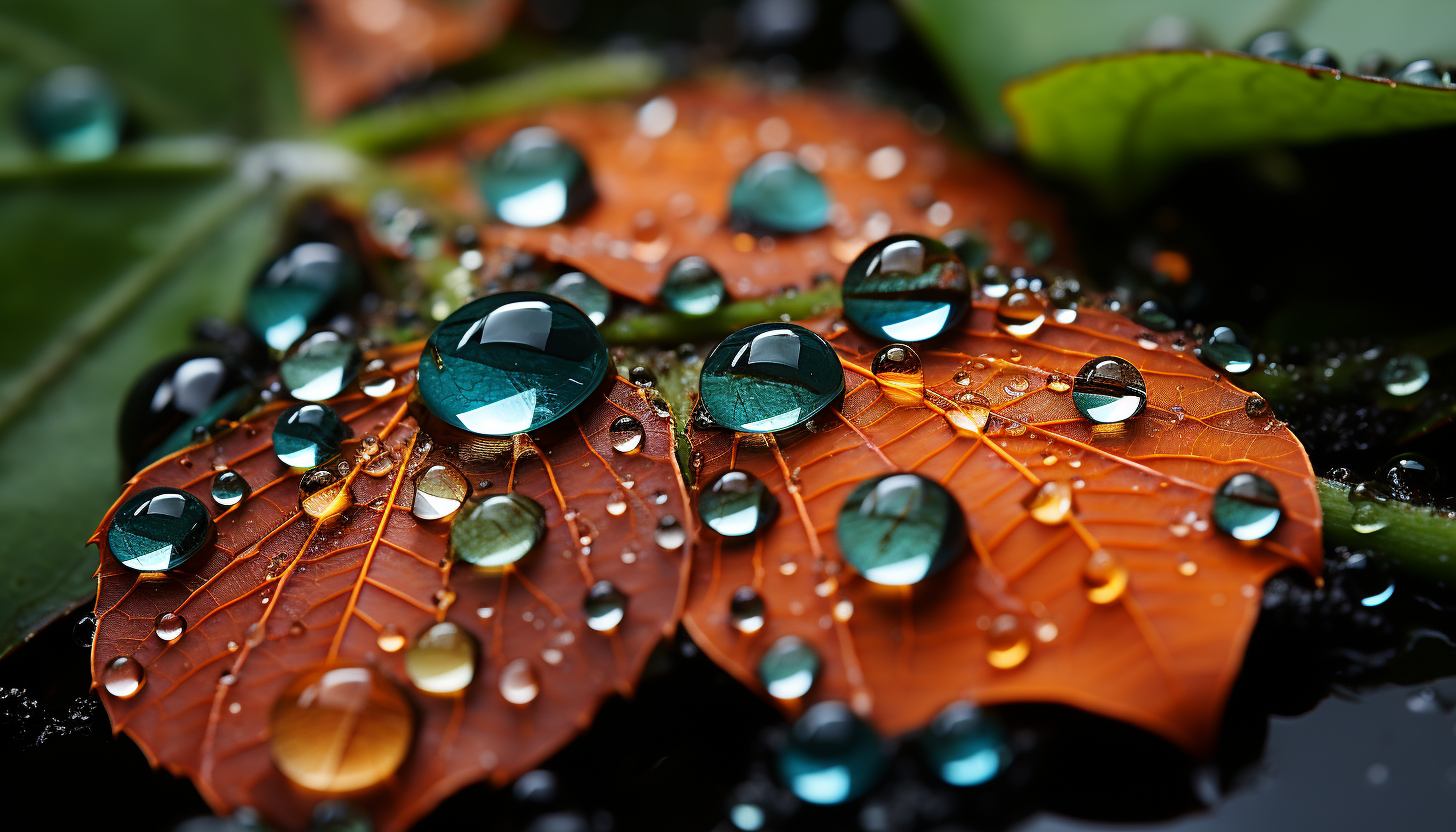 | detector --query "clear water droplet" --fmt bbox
[996,291,1046,338]
[699,470,778,537]
[499,658,539,704]
[1071,356,1148,423]
[376,623,406,653]
[1195,326,1253,374]
[759,635,820,699]
[660,256,728,316]
[544,270,612,325]
[102,656,145,698]
[269,666,412,792]
[478,127,594,227]
[451,493,547,569]
[412,463,469,521]
[1027,480,1073,524]
[405,621,477,694]
[1213,473,1283,540]
[1348,483,1390,534]
[1046,373,1071,393]
[210,469,249,507]
[358,358,397,398]
[584,581,628,631]
[23,66,123,162]
[247,243,358,352]
[1244,395,1270,419]
[107,487,212,572]
[1381,354,1430,397]
[280,331,362,402]
[654,516,687,550]
[609,415,644,454]
[274,403,349,469]
[842,235,970,342]
[154,612,185,642]
[606,491,627,516]
[730,586,766,633]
